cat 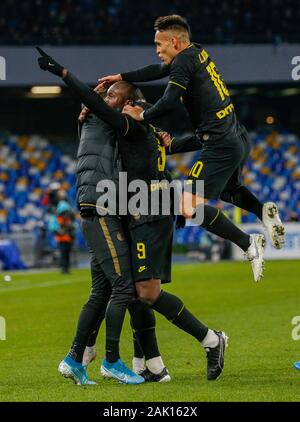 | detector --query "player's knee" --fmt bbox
[85,293,110,310]
[180,194,206,219]
[180,200,195,219]
[136,280,161,305]
[220,191,231,203]
[111,284,134,301]
[181,208,194,219]
[110,273,134,296]
[138,293,158,305]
